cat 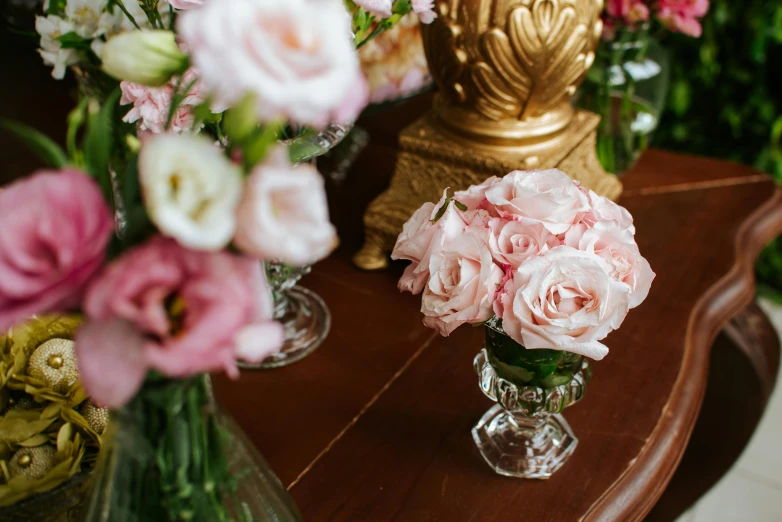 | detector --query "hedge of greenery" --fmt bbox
[653,0,782,300]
